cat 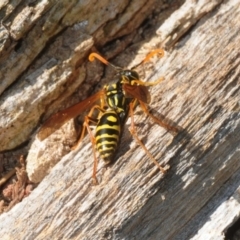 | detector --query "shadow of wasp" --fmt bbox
[38,49,179,184]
